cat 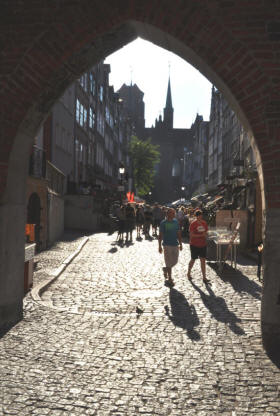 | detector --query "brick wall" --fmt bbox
[1,1,280,209]
[1,0,280,355]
